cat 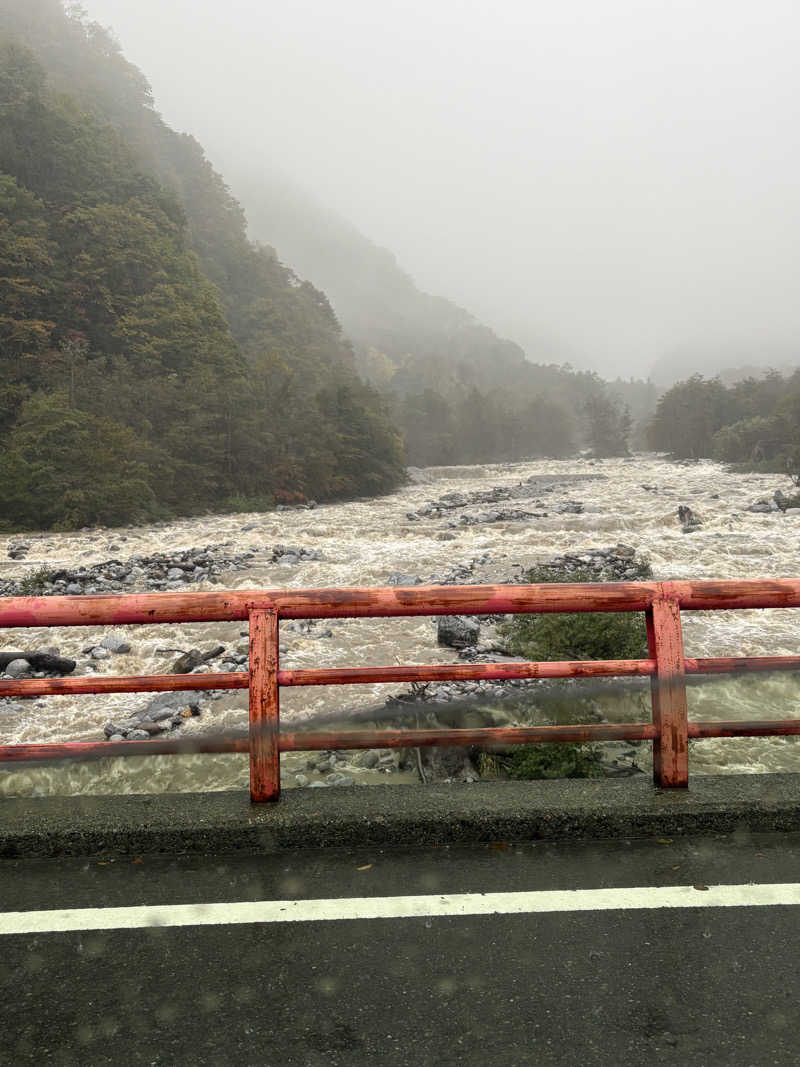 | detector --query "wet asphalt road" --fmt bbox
[2,831,800,1066]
